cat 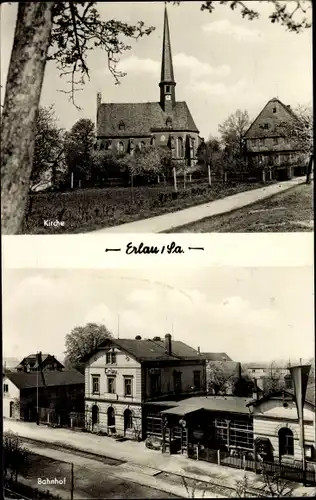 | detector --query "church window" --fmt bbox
[166,117,172,127]
[119,121,125,130]
[177,137,184,157]
[192,138,196,155]
[117,141,124,153]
